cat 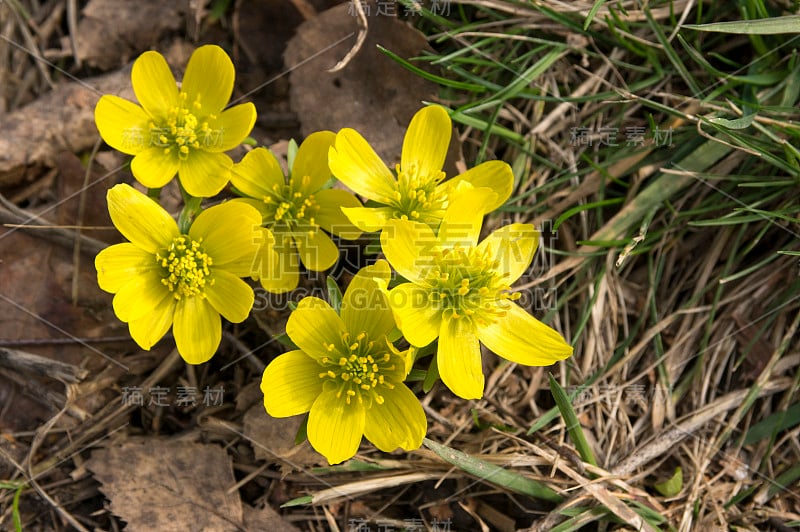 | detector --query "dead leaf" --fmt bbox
[242,404,321,468]
[87,438,243,531]
[242,503,301,532]
[72,0,185,69]
[0,68,132,187]
[284,3,440,164]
